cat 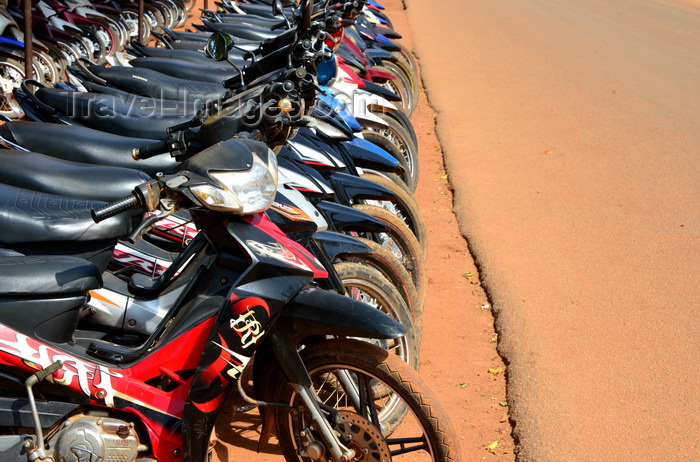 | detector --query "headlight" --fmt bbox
[191,150,278,214]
